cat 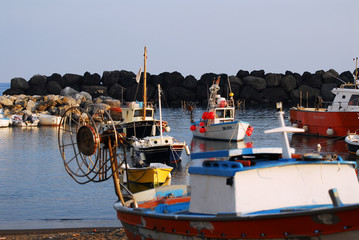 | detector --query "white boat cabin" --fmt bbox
[188,157,359,215]
[327,84,359,112]
[111,101,155,123]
